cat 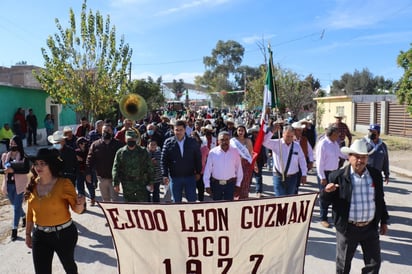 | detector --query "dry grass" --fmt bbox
[352,132,412,151]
